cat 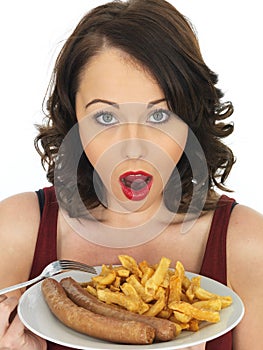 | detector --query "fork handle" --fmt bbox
[0,275,44,295]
